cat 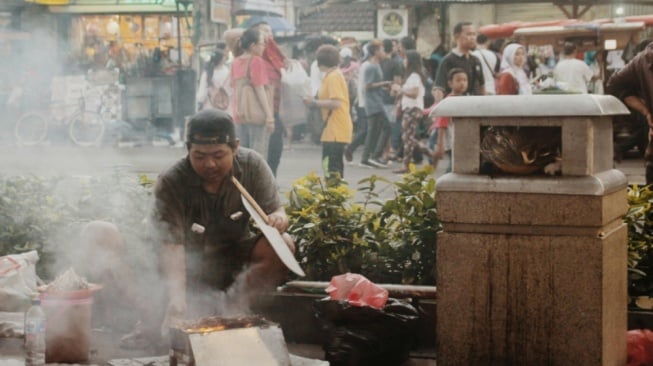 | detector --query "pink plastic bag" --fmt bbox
[628,329,653,366]
[325,273,389,309]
